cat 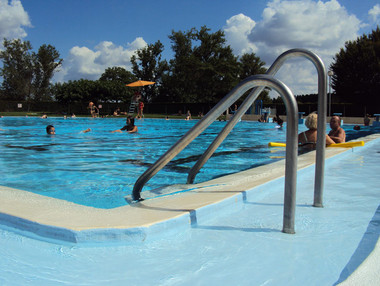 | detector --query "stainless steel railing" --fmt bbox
[187,49,328,208]
[131,74,299,234]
